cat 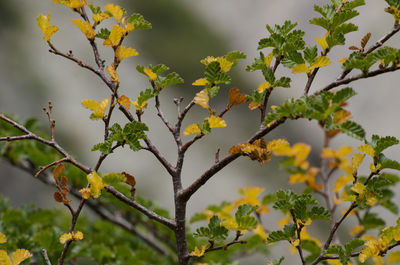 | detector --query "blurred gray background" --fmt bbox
[1,0,400,263]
